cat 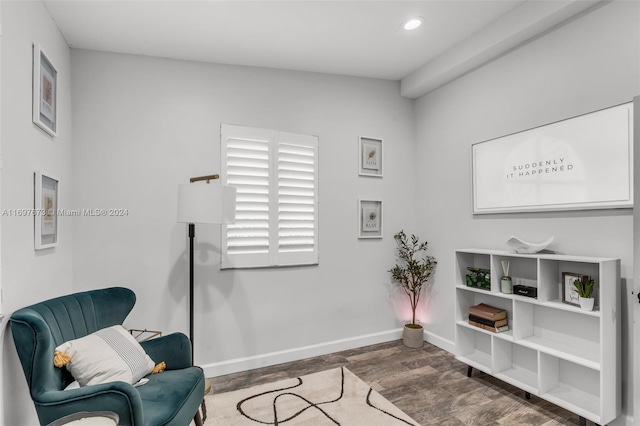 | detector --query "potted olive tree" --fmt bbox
[389,230,437,348]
